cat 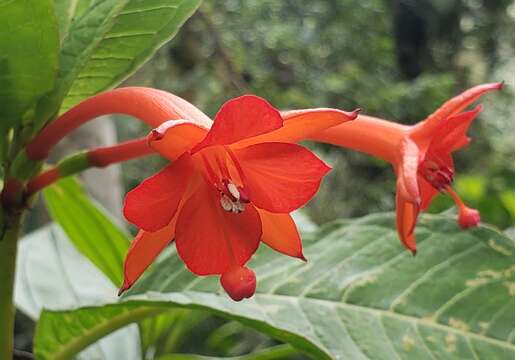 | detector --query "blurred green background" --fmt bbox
[120,0,515,229]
